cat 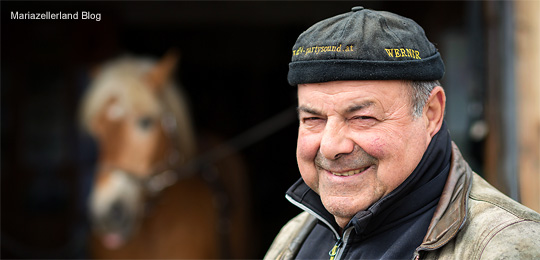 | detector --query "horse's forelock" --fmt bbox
[80,57,155,131]
[80,56,196,160]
